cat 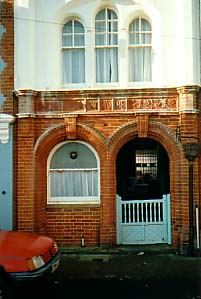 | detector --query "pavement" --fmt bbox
[58,244,201,281]
[16,244,201,299]
[35,244,201,299]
